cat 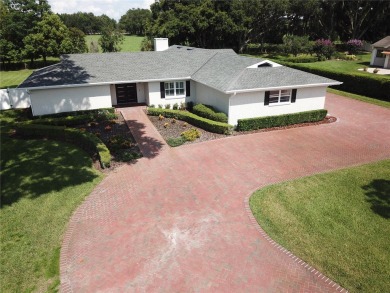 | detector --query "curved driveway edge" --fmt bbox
[60,94,390,292]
